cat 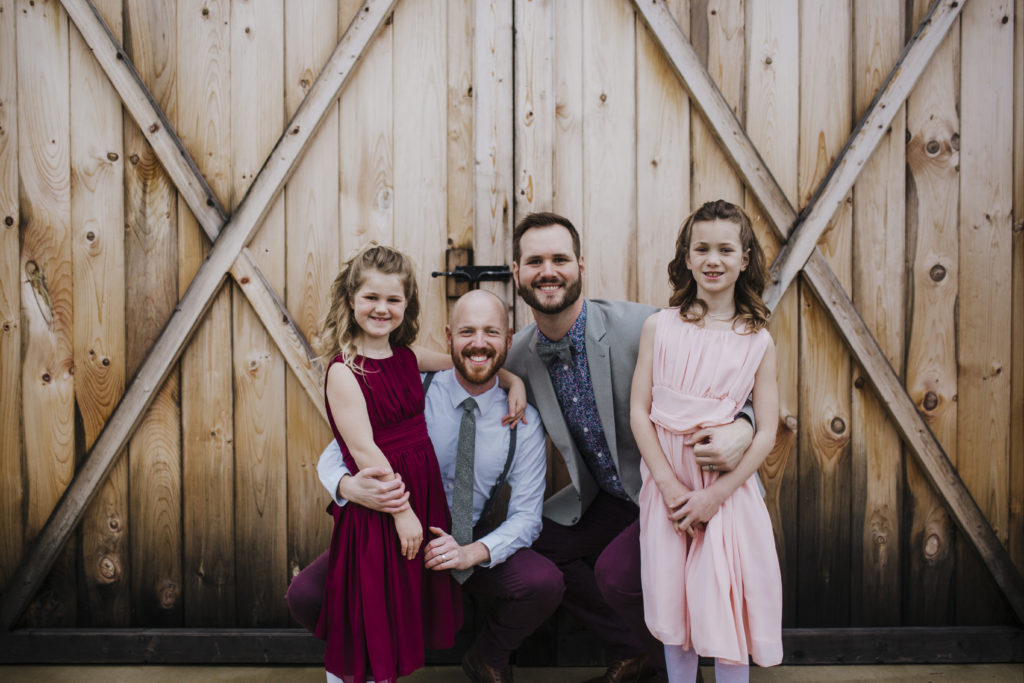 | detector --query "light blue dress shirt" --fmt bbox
[317,368,547,568]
